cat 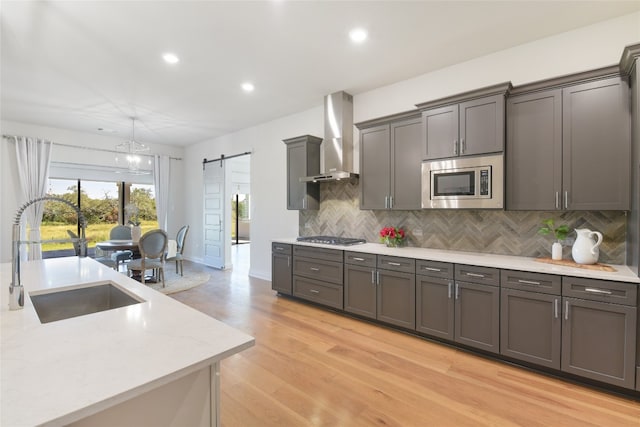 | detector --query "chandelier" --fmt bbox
[115,118,151,174]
